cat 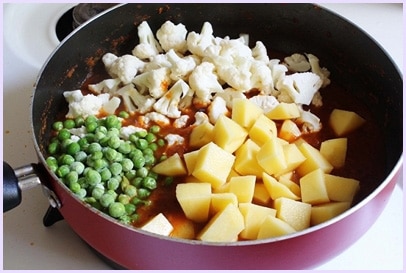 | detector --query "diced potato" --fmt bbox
[253,183,272,206]
[168,215,196,240]
[176,183,212,223]
[278,176,301,198]
[192,142,235,189]
[141,213,174,236]
[274,197,311,231]
[183,150,199,175]
[263,172,300,201]
[324,174,360,202]
[198,203,245,242]
[257,215,296,239]
[213,181,231,193]
[310,201,351,226]
[239,203,277,240]
[228,175,256,203]
[227,168,241,181]
[275,143,306,177]
[248,114,277,146]
[189,122,214,148]
[210,192,238,215]
[213,115,248,153]
[234,139,264,178]
[265,102,301,120]
[296,142,333,176]
[232,97,264,129]
[256,137,287,176]
[152,153,187,176]
[320,138,347,168]
[300,168,330,205]
[279,119,302,142]
[329,108,366,136]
